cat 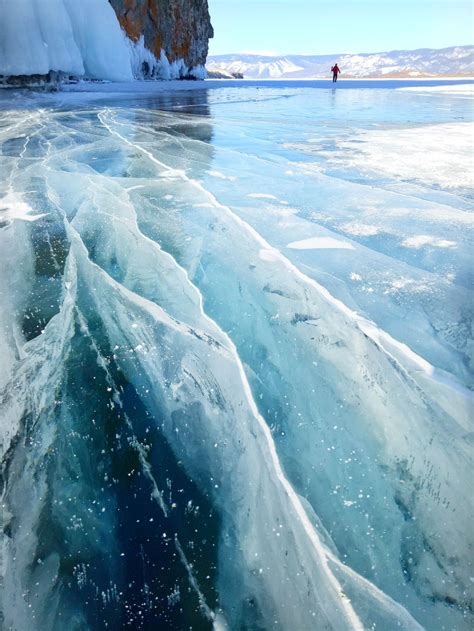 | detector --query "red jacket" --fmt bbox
[331,65,340,74]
